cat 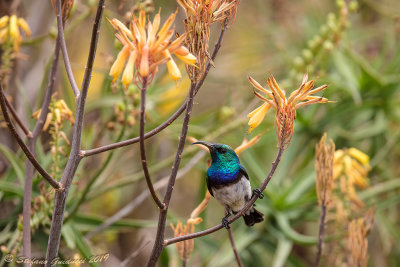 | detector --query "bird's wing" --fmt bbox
[239,164,250,180]
[206,175,214,197]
